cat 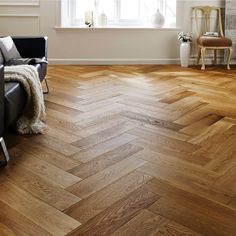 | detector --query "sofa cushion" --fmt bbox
[4,82,27,127]
[0,36,21,62]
